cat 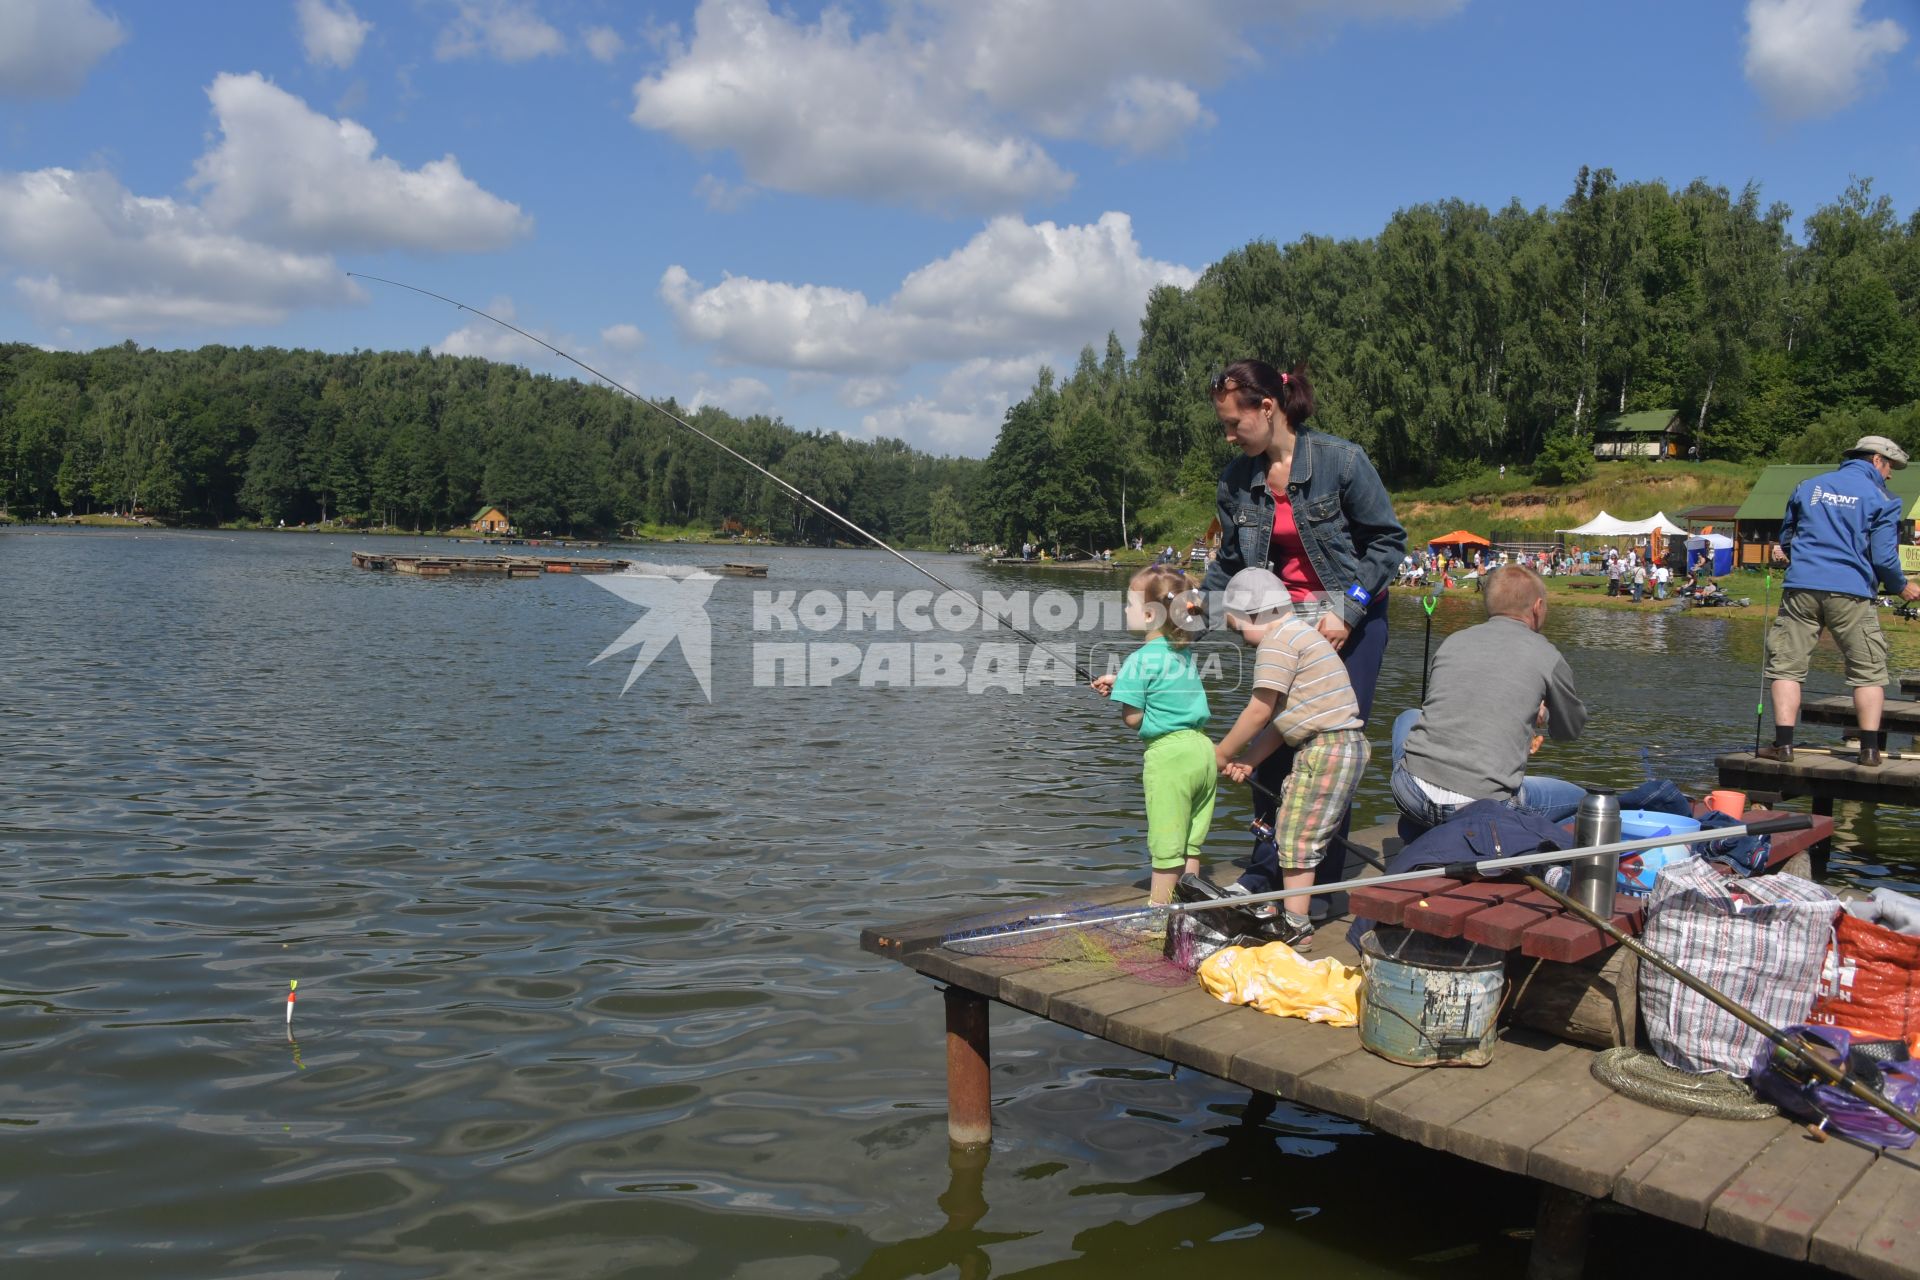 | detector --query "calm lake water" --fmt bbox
[3,529,1915,1279]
